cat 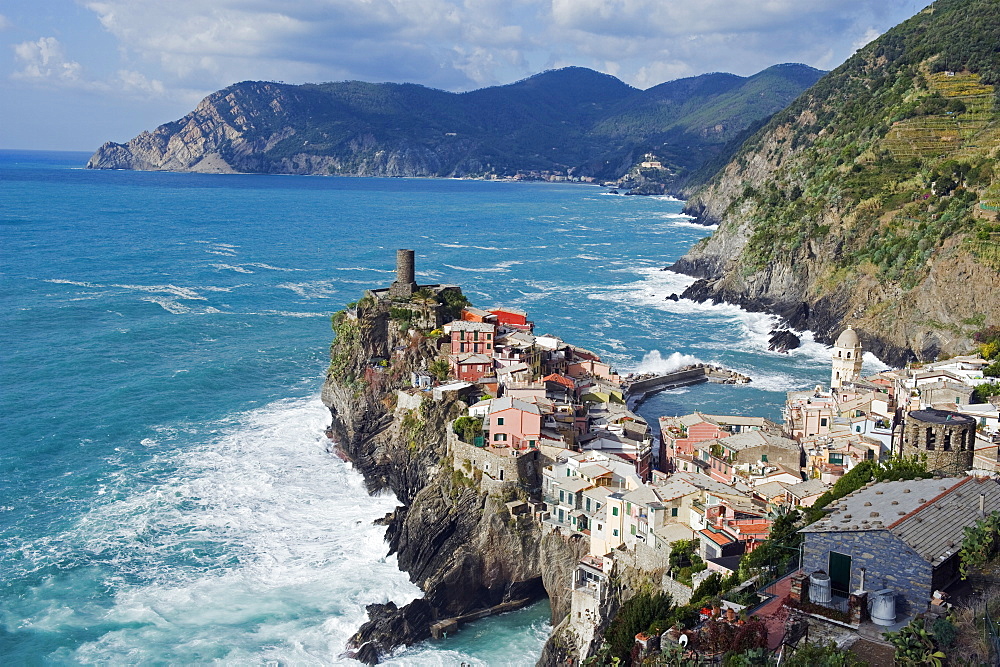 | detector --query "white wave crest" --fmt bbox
[58,396,422,663]
[632,350,703,375]
[211,263,254,274]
